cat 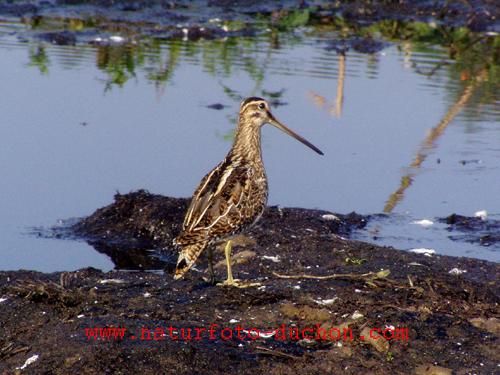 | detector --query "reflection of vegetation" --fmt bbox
[26,15,97,31]
[216,128,236,142]
[146,41,181,90]
[364,21,498,119]
[22,14,498,110]
[305,18,498,121]
[96,45,143,90]
[362,21,498,74]
[307,53,345,117]
[28,46,49,74]
[384,69,488,213]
